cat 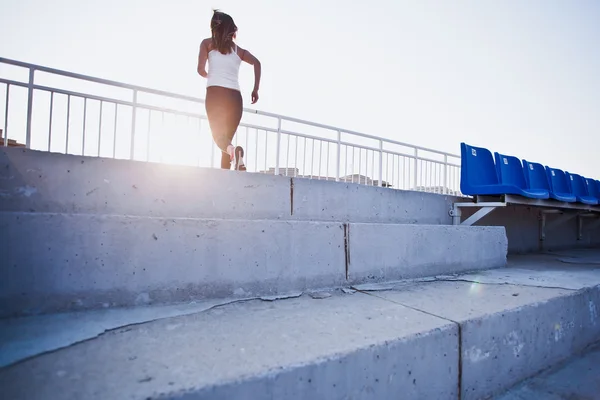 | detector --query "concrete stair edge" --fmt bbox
[0,211,507,318]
